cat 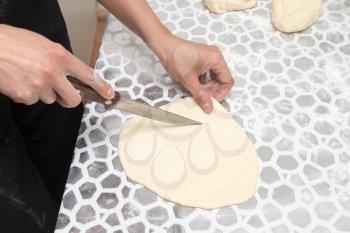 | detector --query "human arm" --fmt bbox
[0,24,114,107]
[98,0,234,113]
